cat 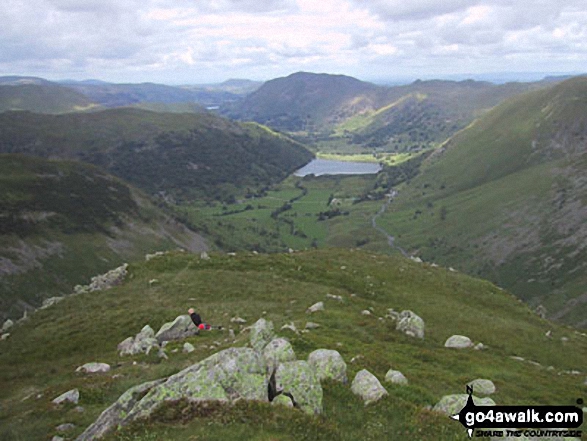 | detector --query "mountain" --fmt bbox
[0,154,207,321]
[0,82,99,114]
[378,77,587,327]
[0,249,584,440]
[0,108,314,202]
